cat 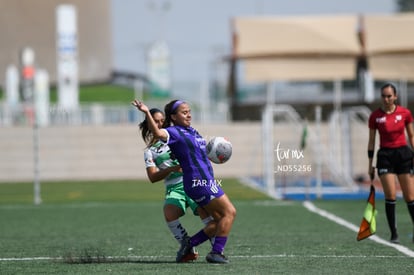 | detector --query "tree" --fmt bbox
[397,0,414,11]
